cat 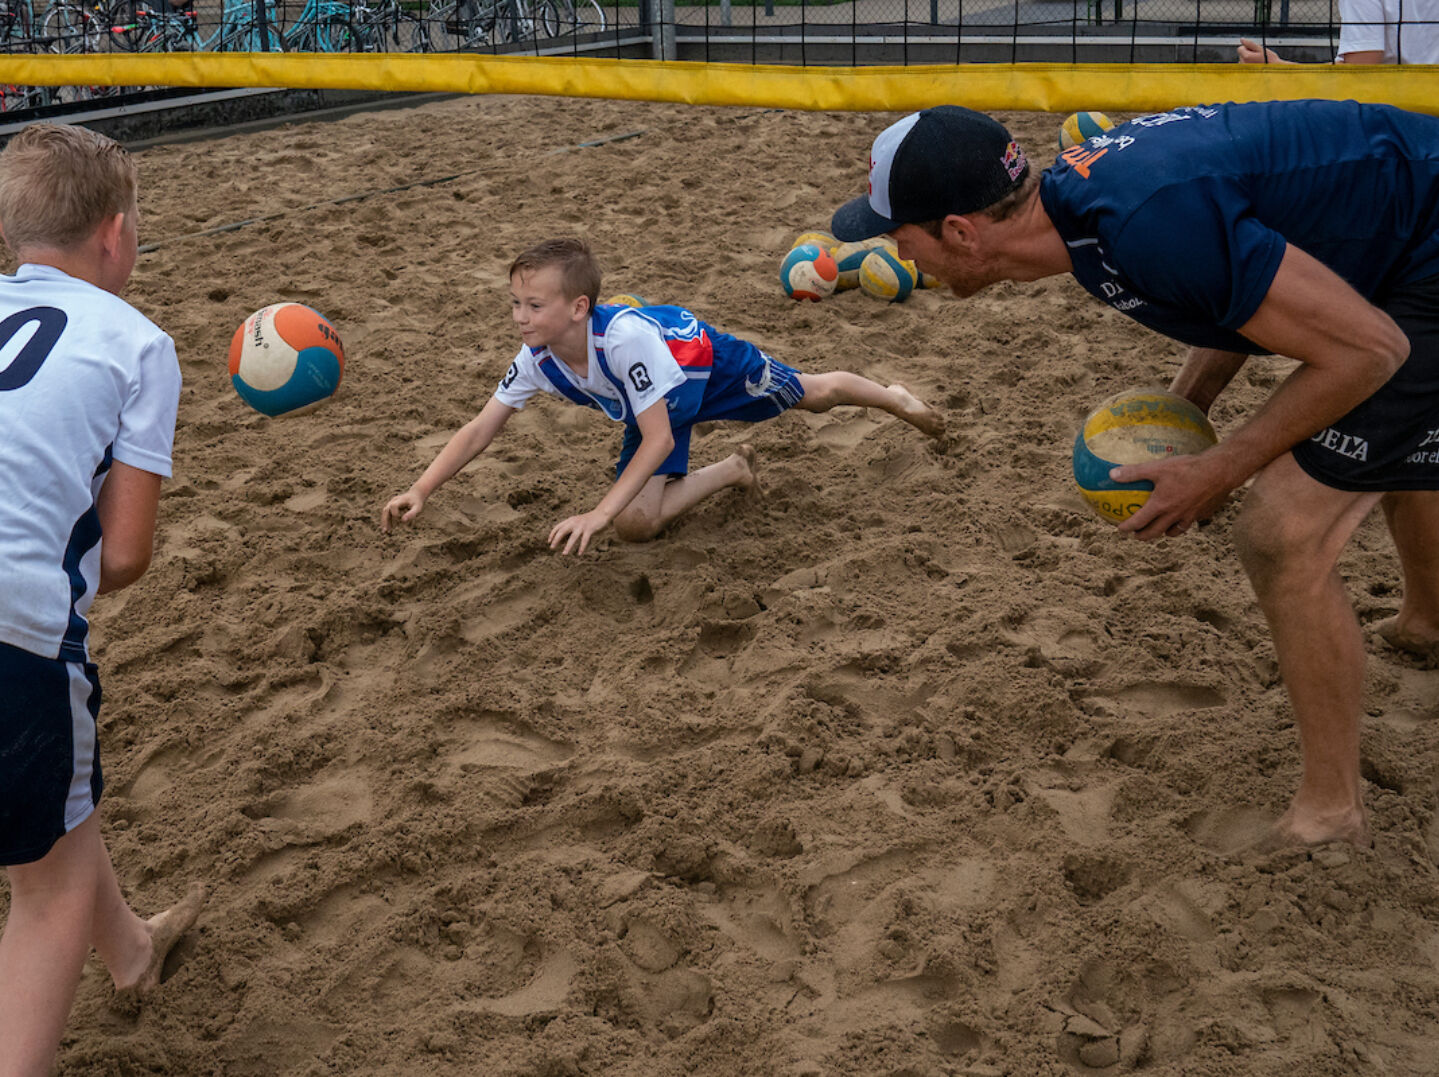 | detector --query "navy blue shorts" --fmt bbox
[615,334,805,478]
[0,641,103,866]
[1293,273,1439,491]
